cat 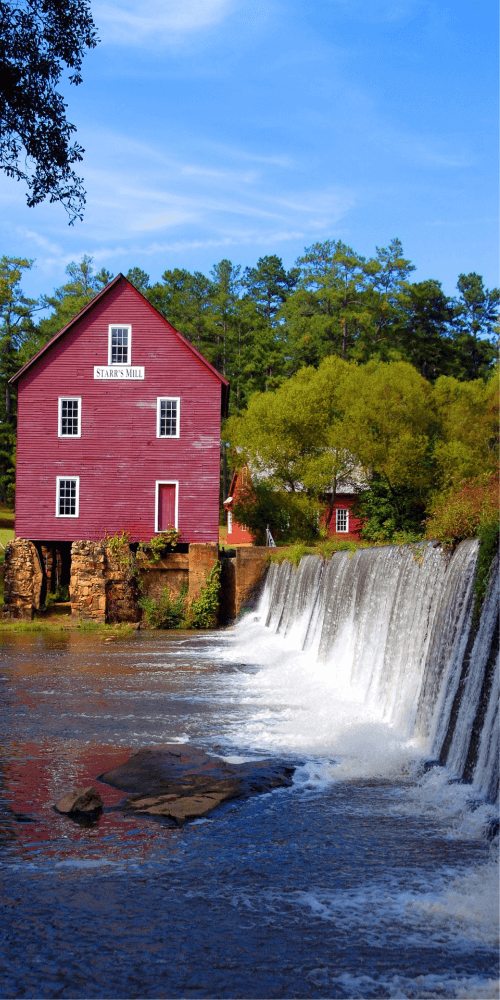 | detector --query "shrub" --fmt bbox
[105,530,132,567]
[474,520,499,620]
[138,527,181,561]
[138,583,188,629]
[425,472,498,545]
[43,583,70,609]
[138,562,222,630]
[185,562,221,629]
